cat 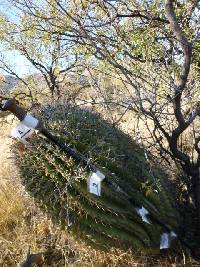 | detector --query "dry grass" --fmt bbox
[0,116,199,266]
[0,183,154,266]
